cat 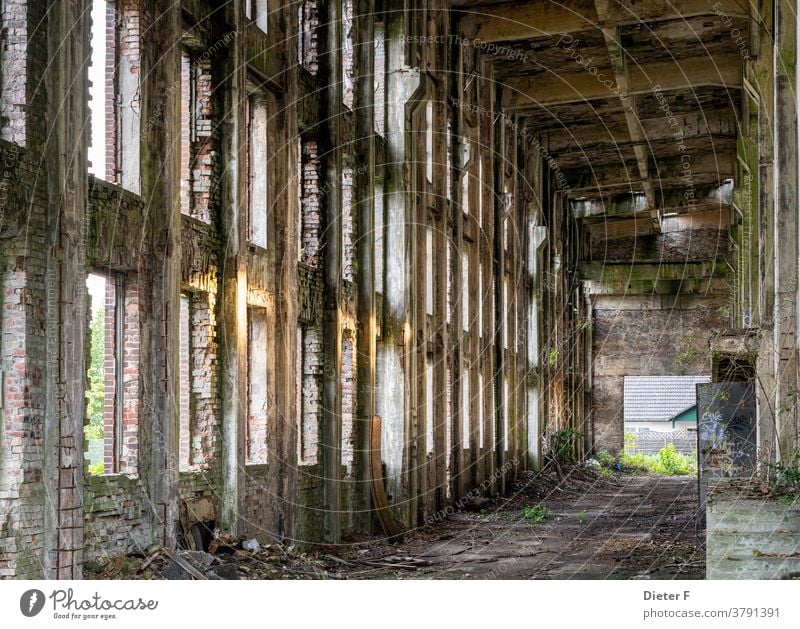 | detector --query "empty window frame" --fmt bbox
[0,0,27,144]
[247,91,270,247]
[425,101,433,183]
[503,378,509,452]
[426,356,434,455]
[425,226,433,316]
[461,366,470,450]
[297,1,319,75]
[246,0,269,33]
[178,294,192,470]
[342,0,354,108]
[478,371,485,450]
[181,50,213,222]
[299,136,321,266]
[374,179,385,294]
[88,0,141,189]
[374,22,385,136]
[461,250,469,332]
[342,165,354,282]
[247,308,269,464]
[503,275,509,350]
[85,272,139,475]
[341,334,355,472]
[296,325,320,465]
[178,291,215,470]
